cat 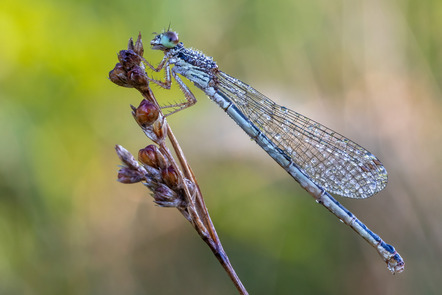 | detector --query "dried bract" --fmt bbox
[152,119,167,140]
[137,116,167,143]
[115,145,145,172]
[117,167,144,184]
[153,184,186,208]
[134,33,144,57]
